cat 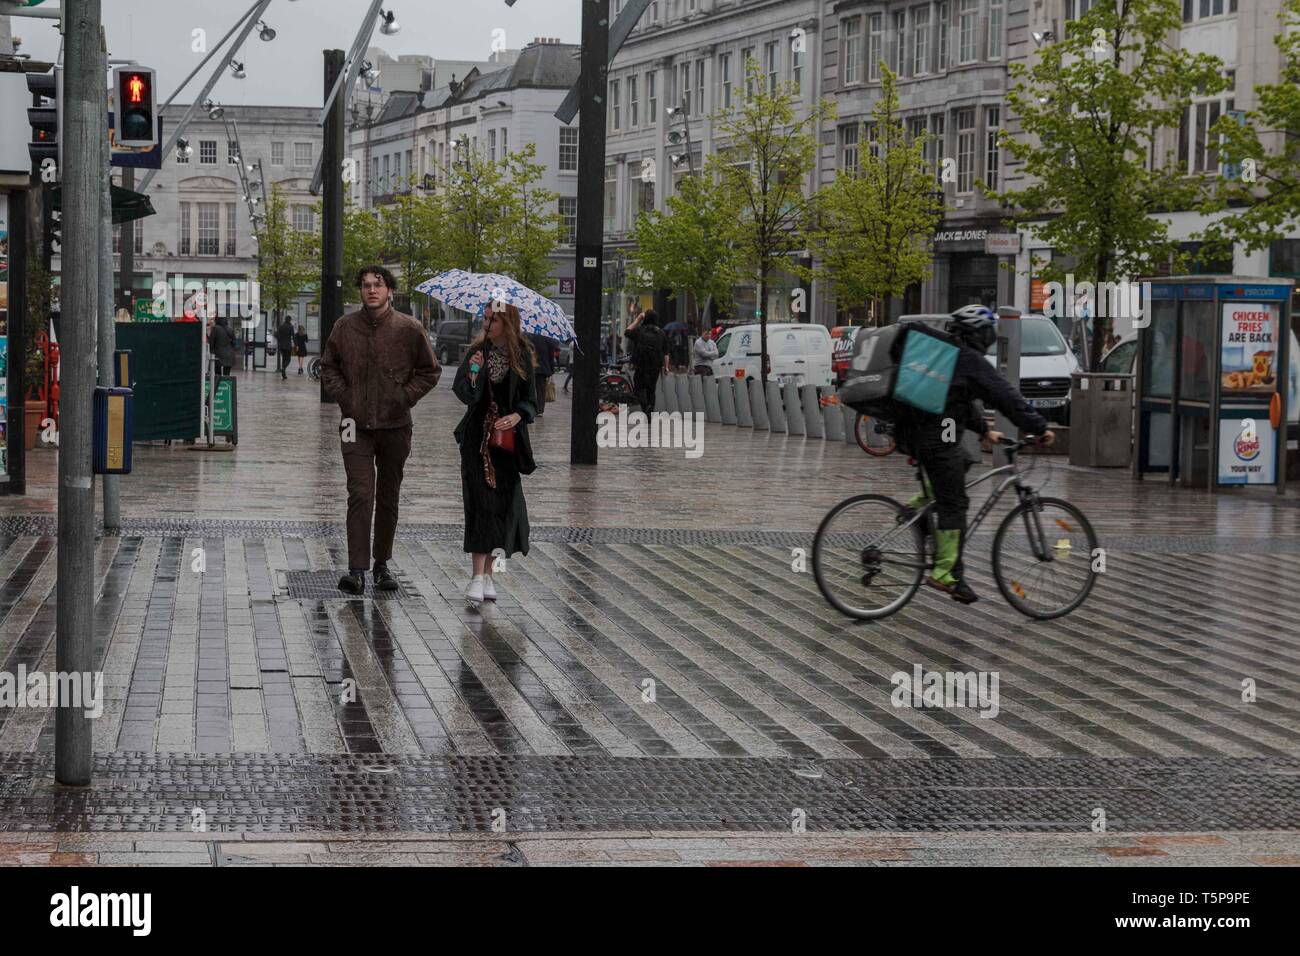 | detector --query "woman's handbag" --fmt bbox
[545,379,557,403]
[488,424,516,453]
